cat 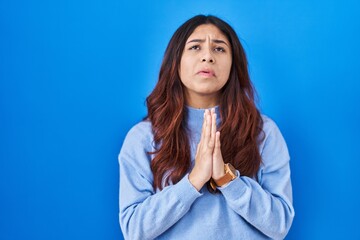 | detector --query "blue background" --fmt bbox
[1,1,360,239]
